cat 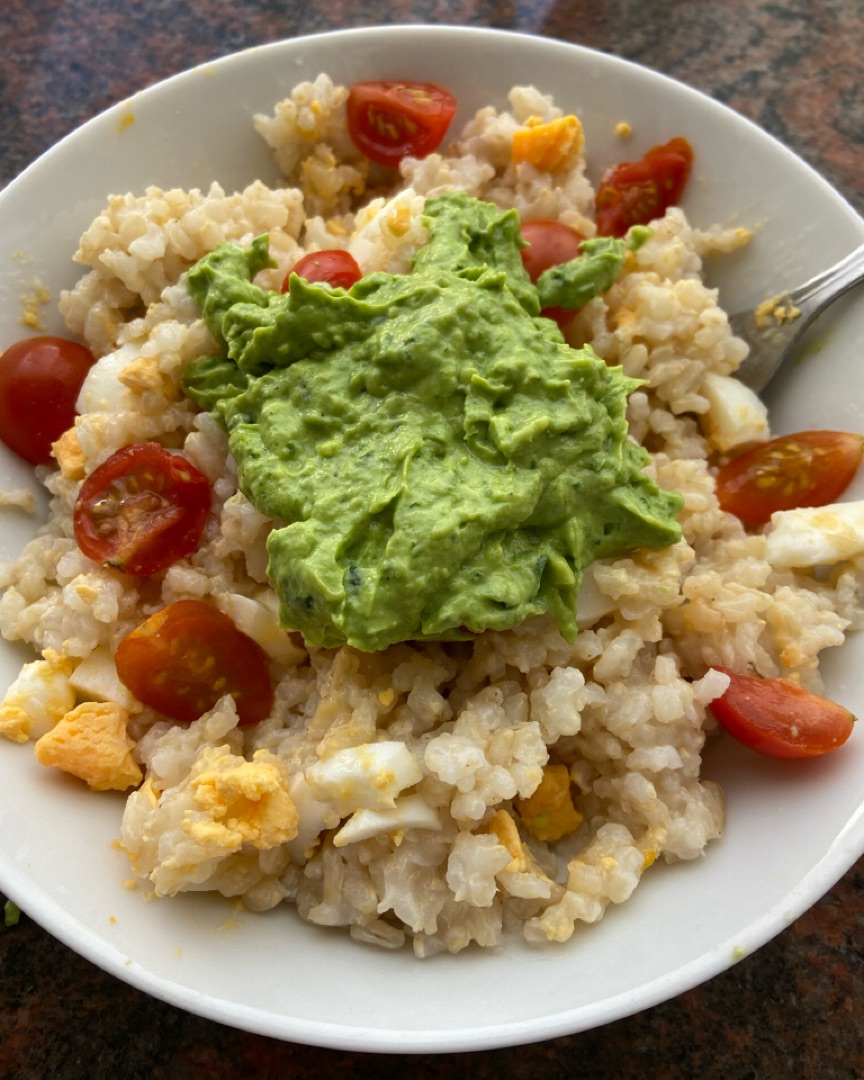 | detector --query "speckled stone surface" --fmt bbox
[2,2,864,1077]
